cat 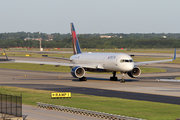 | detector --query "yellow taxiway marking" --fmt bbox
[23,109,77,120]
